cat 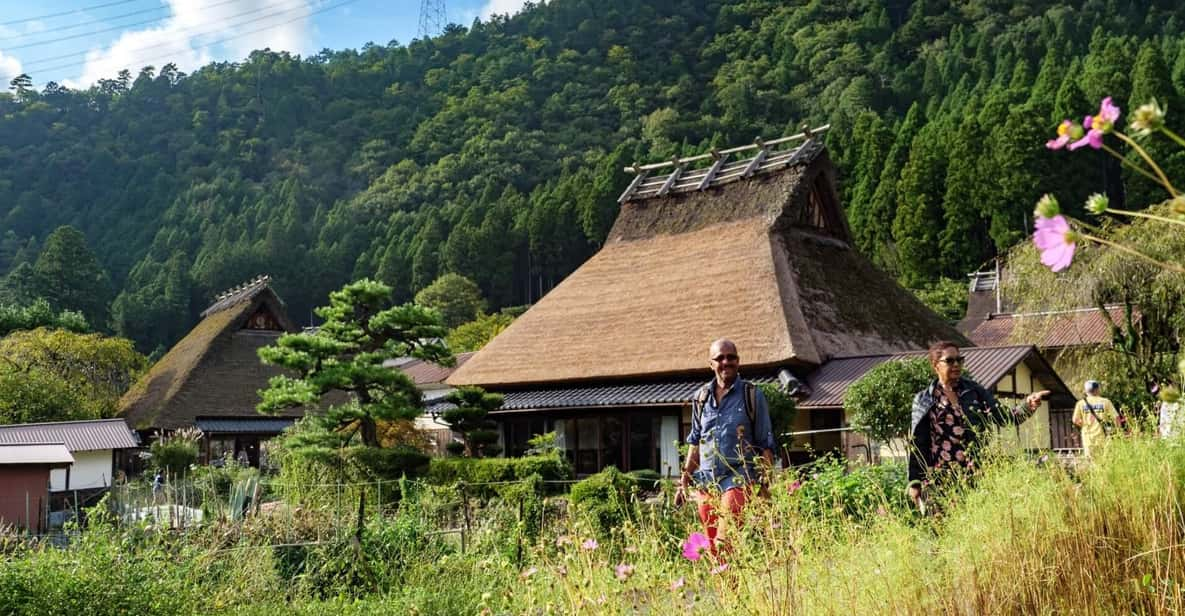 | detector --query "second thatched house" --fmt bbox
[118,276,303,466]
[447,129,975,475]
